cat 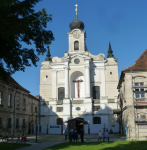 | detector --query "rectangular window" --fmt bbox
[16,118,19,128]
[8,94,12,106]
[0,92,3,105]
[23,119,25,128]
[0,118,2,128]
[35,107,37,113]
[8,118,11,128]
[57,107,63,112]
[23,99,26,110]
[16,96,20,108]
[93,106,100,111]
[135,83,145,98]
[138,115,146,119]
